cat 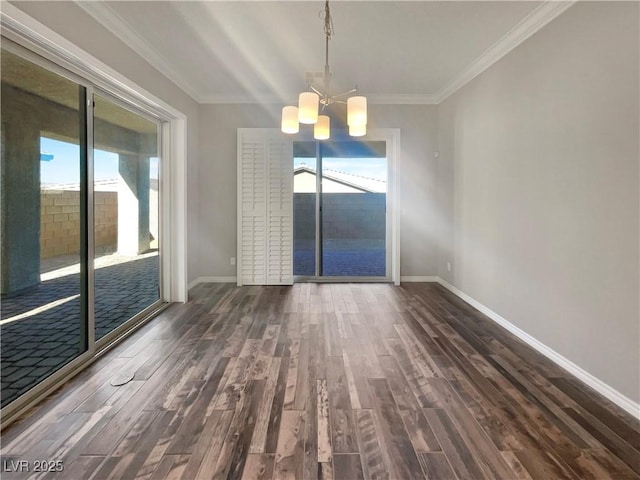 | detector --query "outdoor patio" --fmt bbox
[294,239,386,277]
[0,252,159,407]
